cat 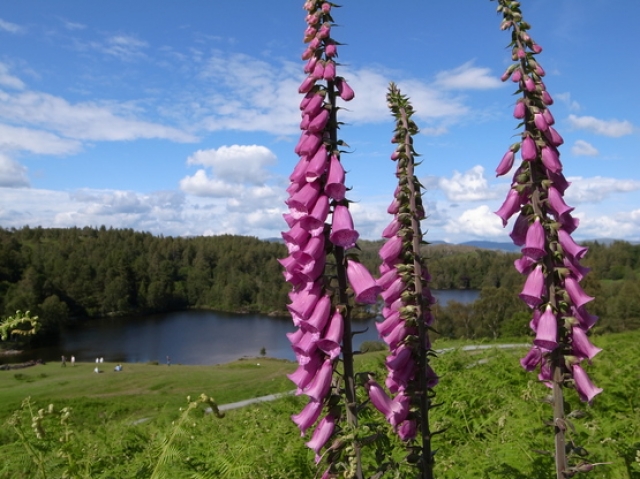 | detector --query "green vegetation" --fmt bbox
[0,358,295,423]
[1,226,639,349]
[0,332,638,478]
